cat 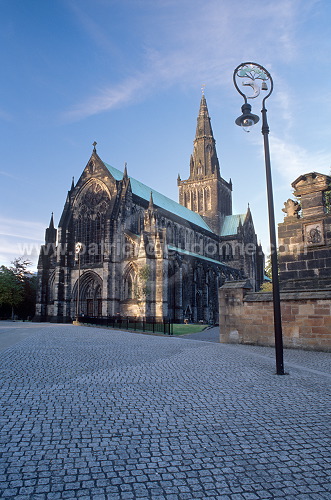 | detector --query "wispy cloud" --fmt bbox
[63,0,310,121]
[0,237,40,269]
[273,87,295,132]
[270,136,331,185]
[0,170,23,181]
[63,74,150,121]
[67,1,123,57]
[0,217,44,269]
[0,216,45,241]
